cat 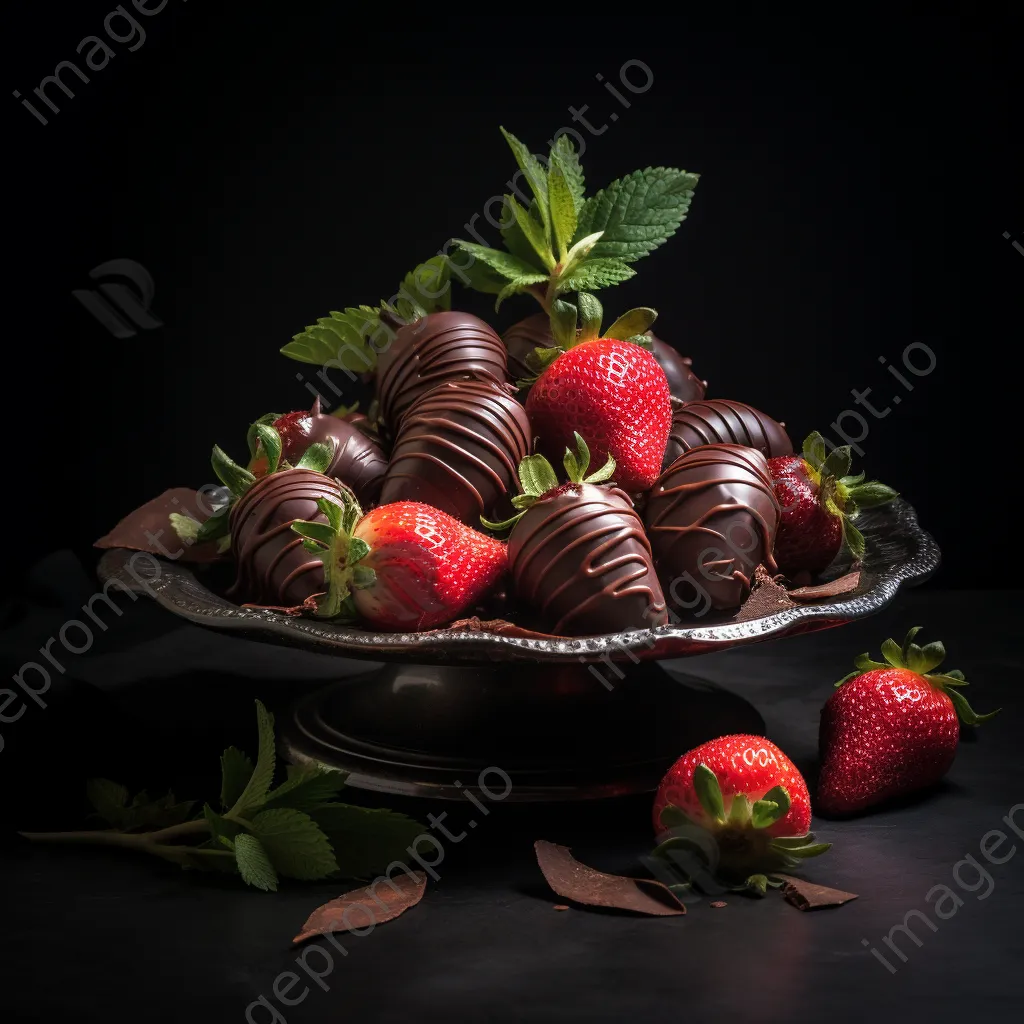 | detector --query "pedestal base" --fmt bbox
[281,660,765,801]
